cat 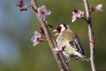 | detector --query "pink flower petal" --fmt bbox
[53,48,59,51]
[96,4,103,12]
[38,14,46,20]
[46,10,51,15]
[72,16,76,22]
[53,44,63,51]
[40,5,46,11]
